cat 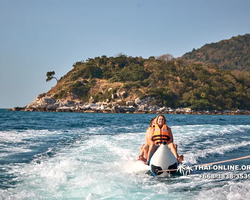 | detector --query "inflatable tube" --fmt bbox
[150,142,178,177]
[131,160,150,174]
